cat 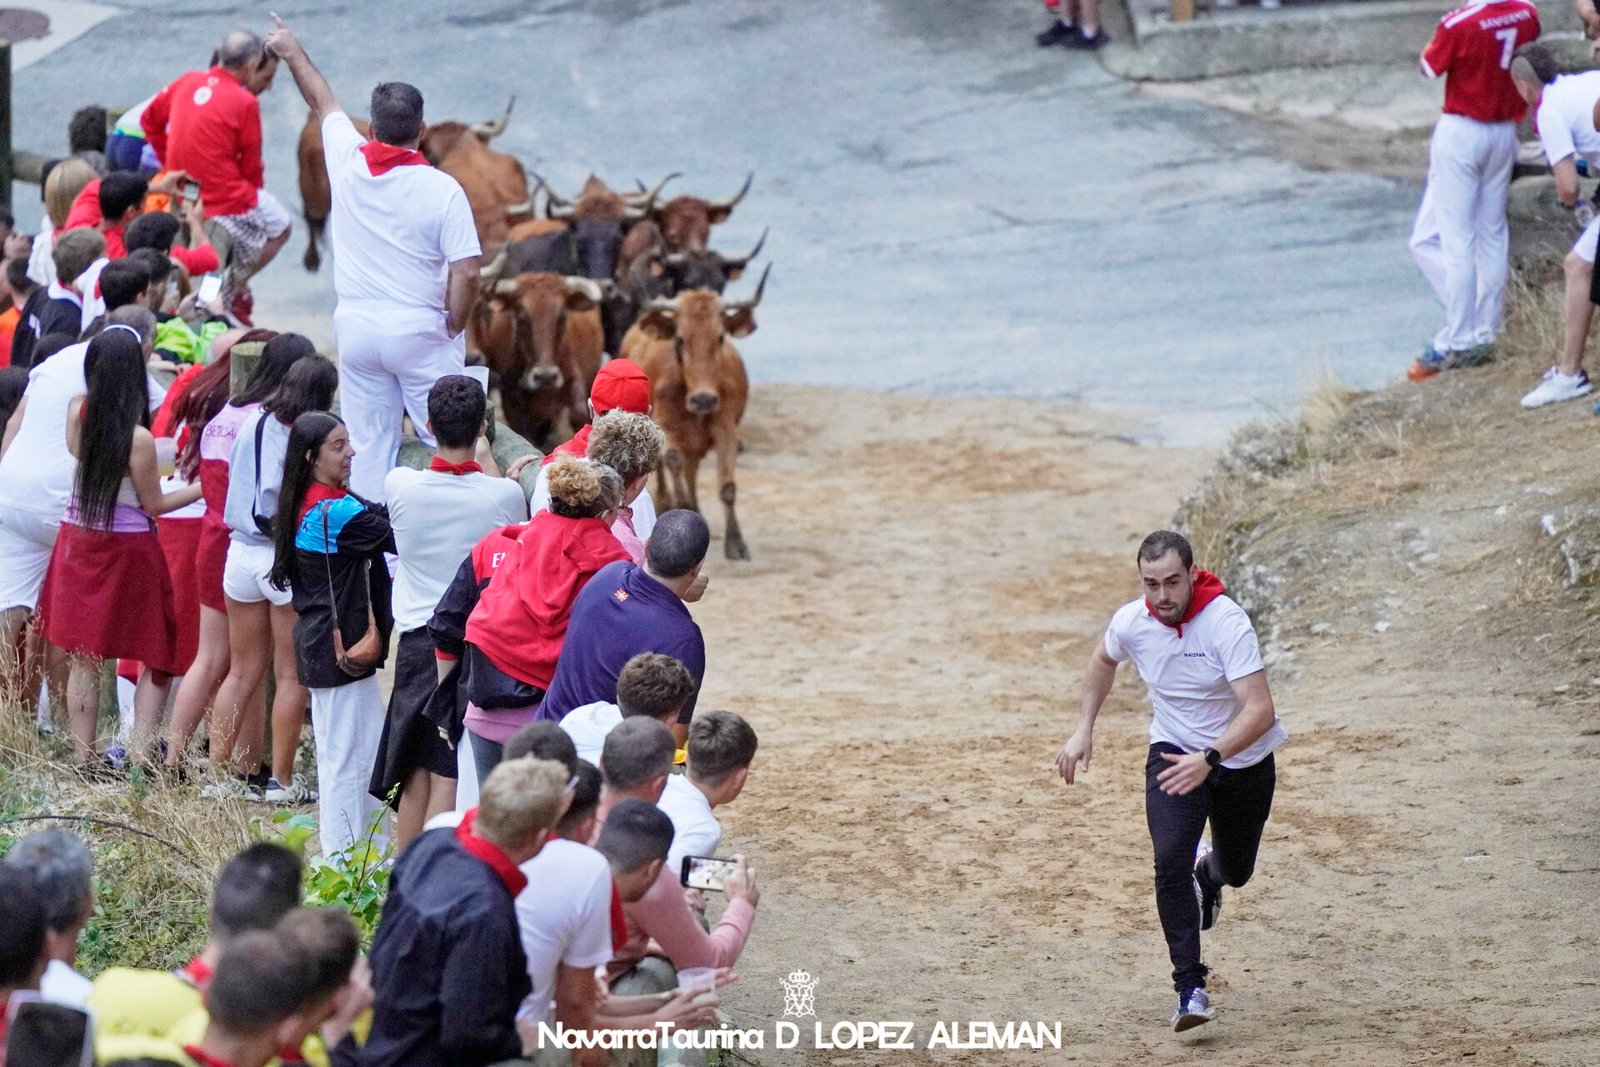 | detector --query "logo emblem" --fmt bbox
[779,970,818,1018]
[192,86,213,106]
[611,587,630,603]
